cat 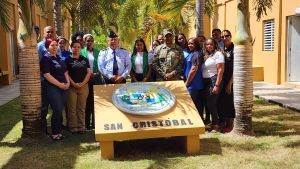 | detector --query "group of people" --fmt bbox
[38,25,235,141]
